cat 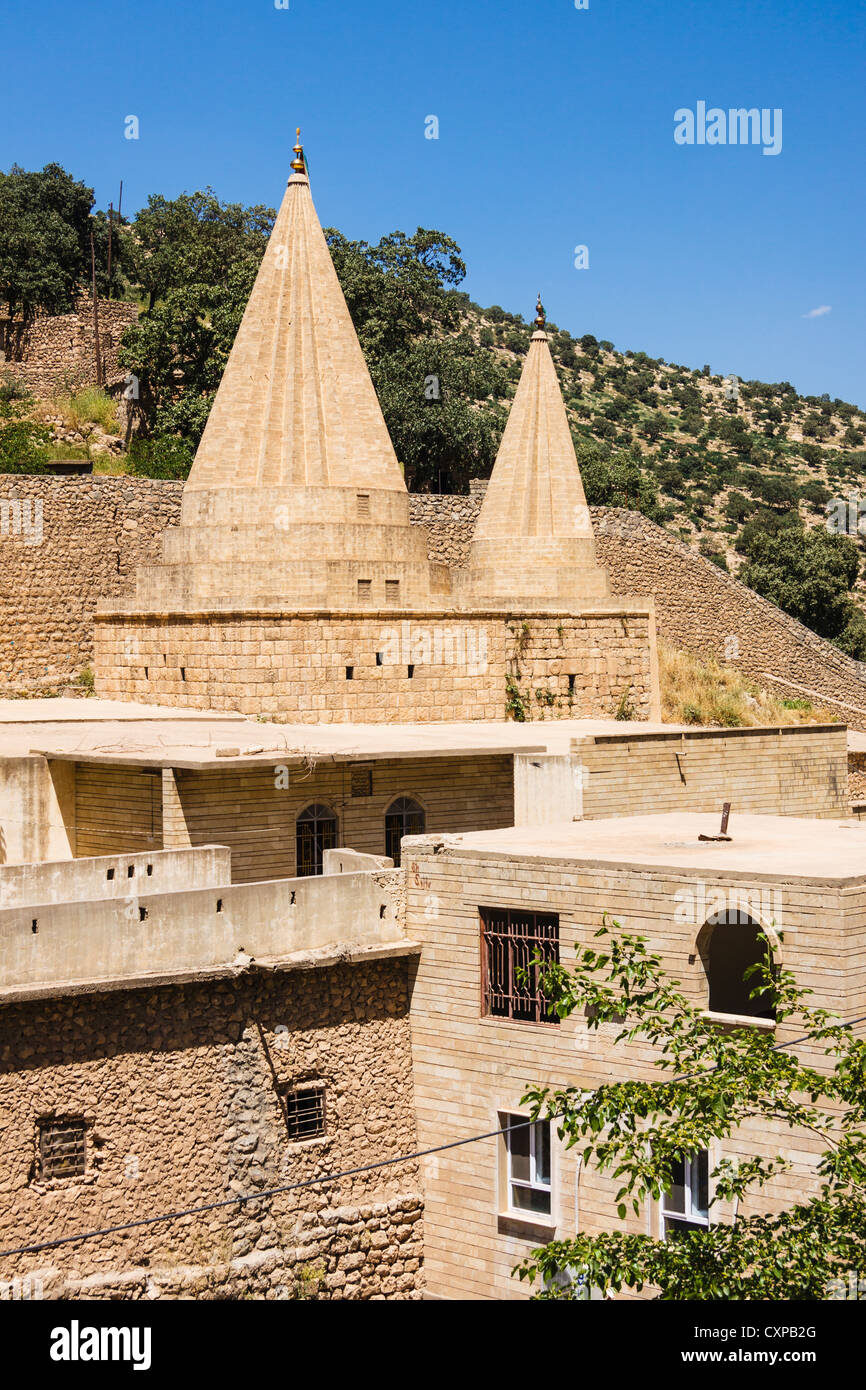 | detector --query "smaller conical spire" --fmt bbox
[291,127,306,175]
[460,297,609,606]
